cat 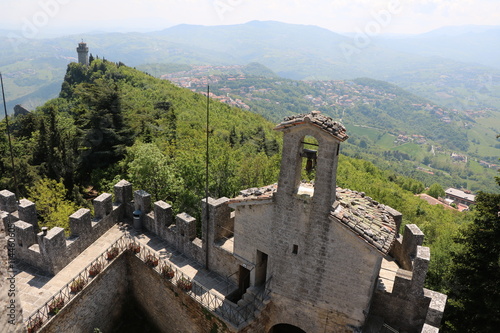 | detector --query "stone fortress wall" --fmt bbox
[0,180,243,286]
